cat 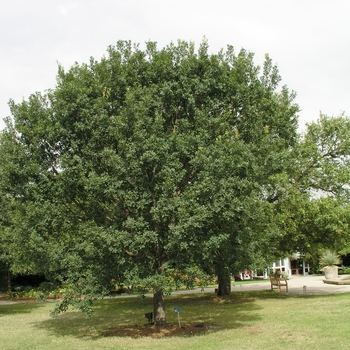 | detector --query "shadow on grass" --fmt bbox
[35,289,346,339]
[0,300,48,316]
[32,292,267,339]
